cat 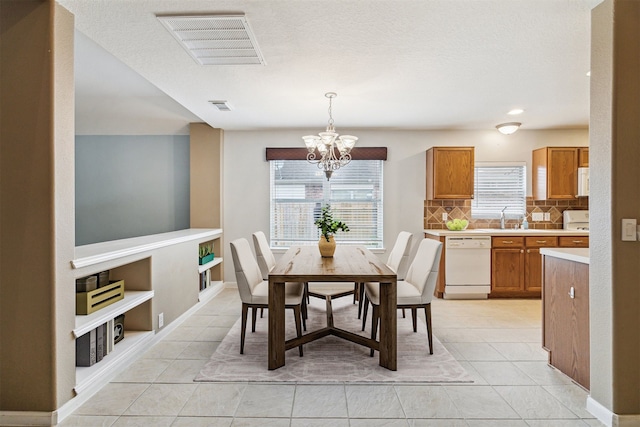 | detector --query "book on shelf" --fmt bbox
[96,324,104,362]
[106,319,114,354]
[76,328,97,367]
